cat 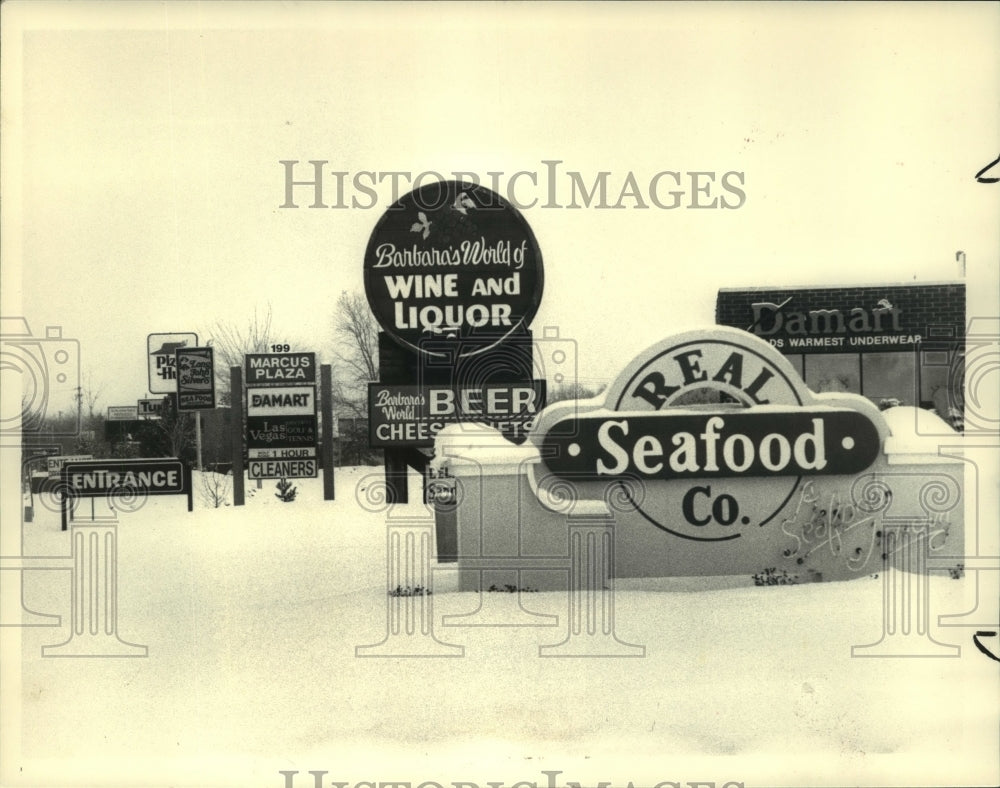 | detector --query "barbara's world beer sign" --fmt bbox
[531,327,887,542]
